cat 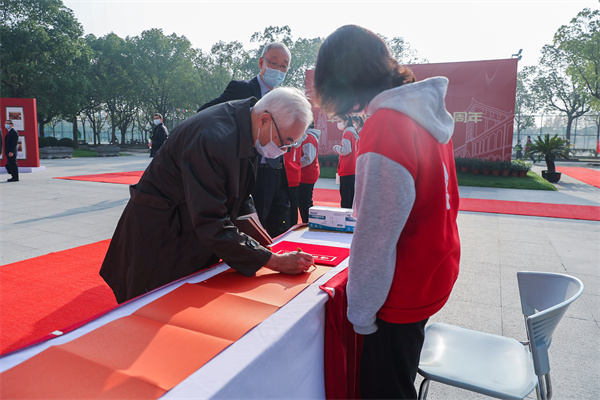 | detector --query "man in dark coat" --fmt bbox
[3,119,19,182]
[198,42,293,238]
[100,88,314,304]
[149,113,168,157]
